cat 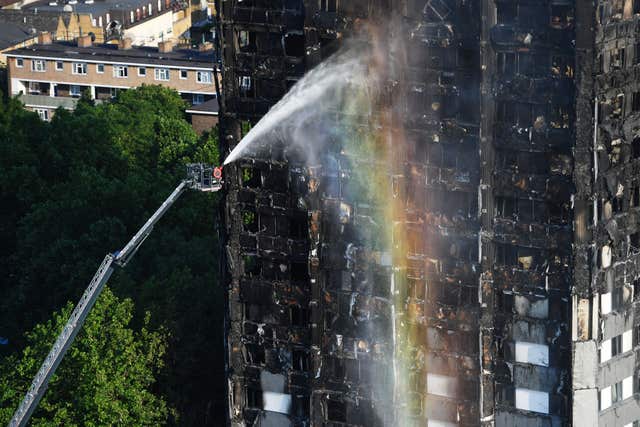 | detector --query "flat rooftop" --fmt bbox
[6,41,217,69]
[24,0,173,18]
